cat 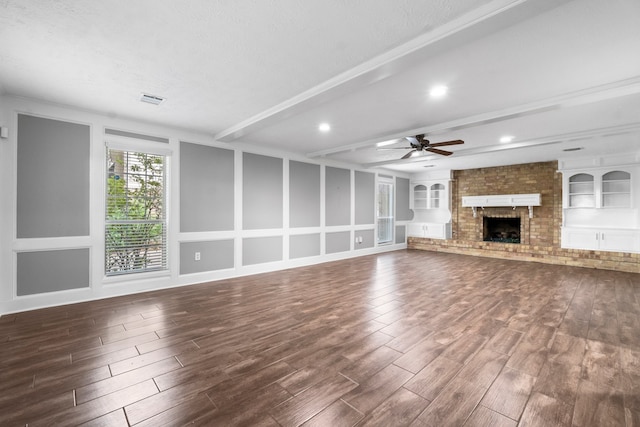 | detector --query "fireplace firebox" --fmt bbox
[483,217,521,243]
